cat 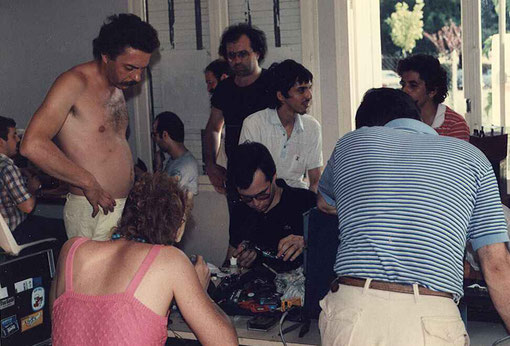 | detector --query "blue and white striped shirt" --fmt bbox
[319,118,509,298]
